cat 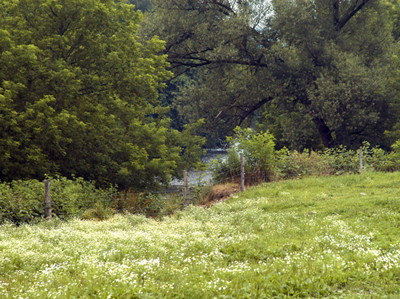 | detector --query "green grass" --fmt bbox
[2,171,400,298]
